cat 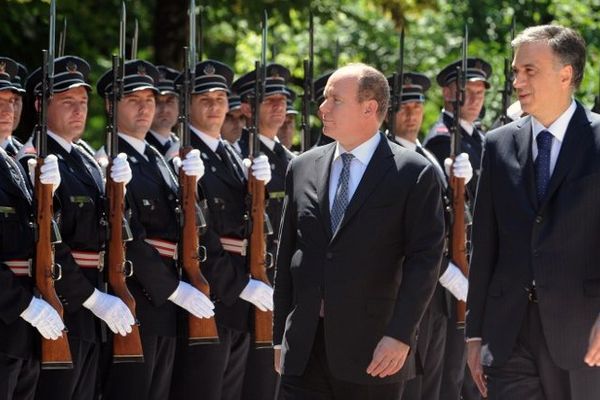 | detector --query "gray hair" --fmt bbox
[512,25,586,89]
